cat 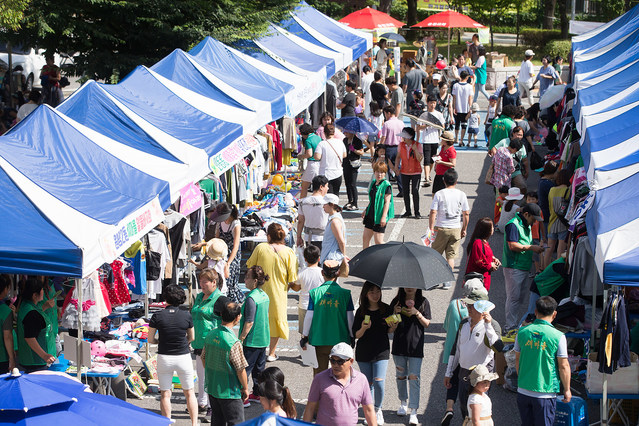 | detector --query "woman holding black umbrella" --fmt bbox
[390,288,431,426]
